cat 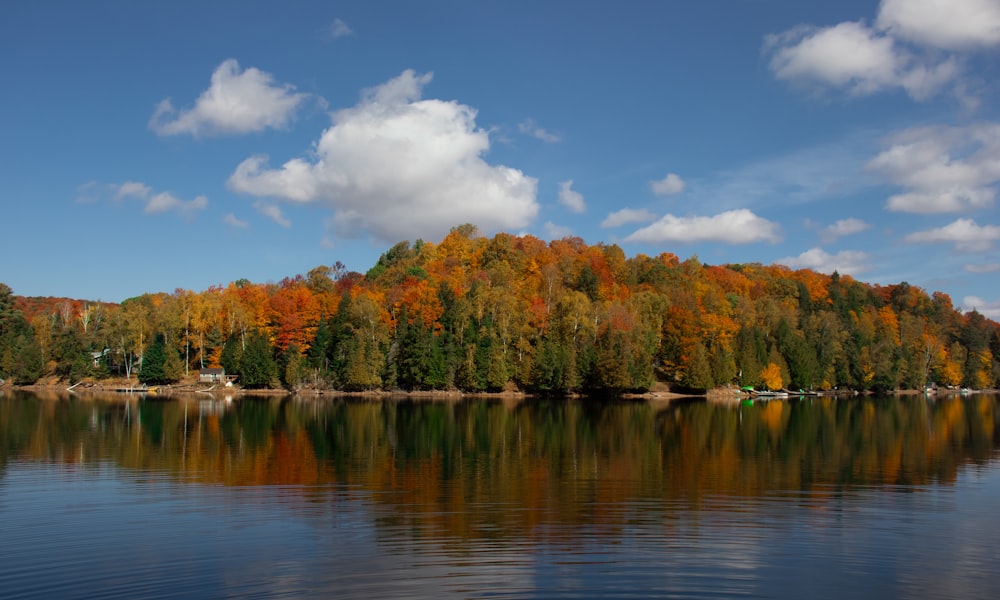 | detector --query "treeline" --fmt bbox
[2,224,999,392]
